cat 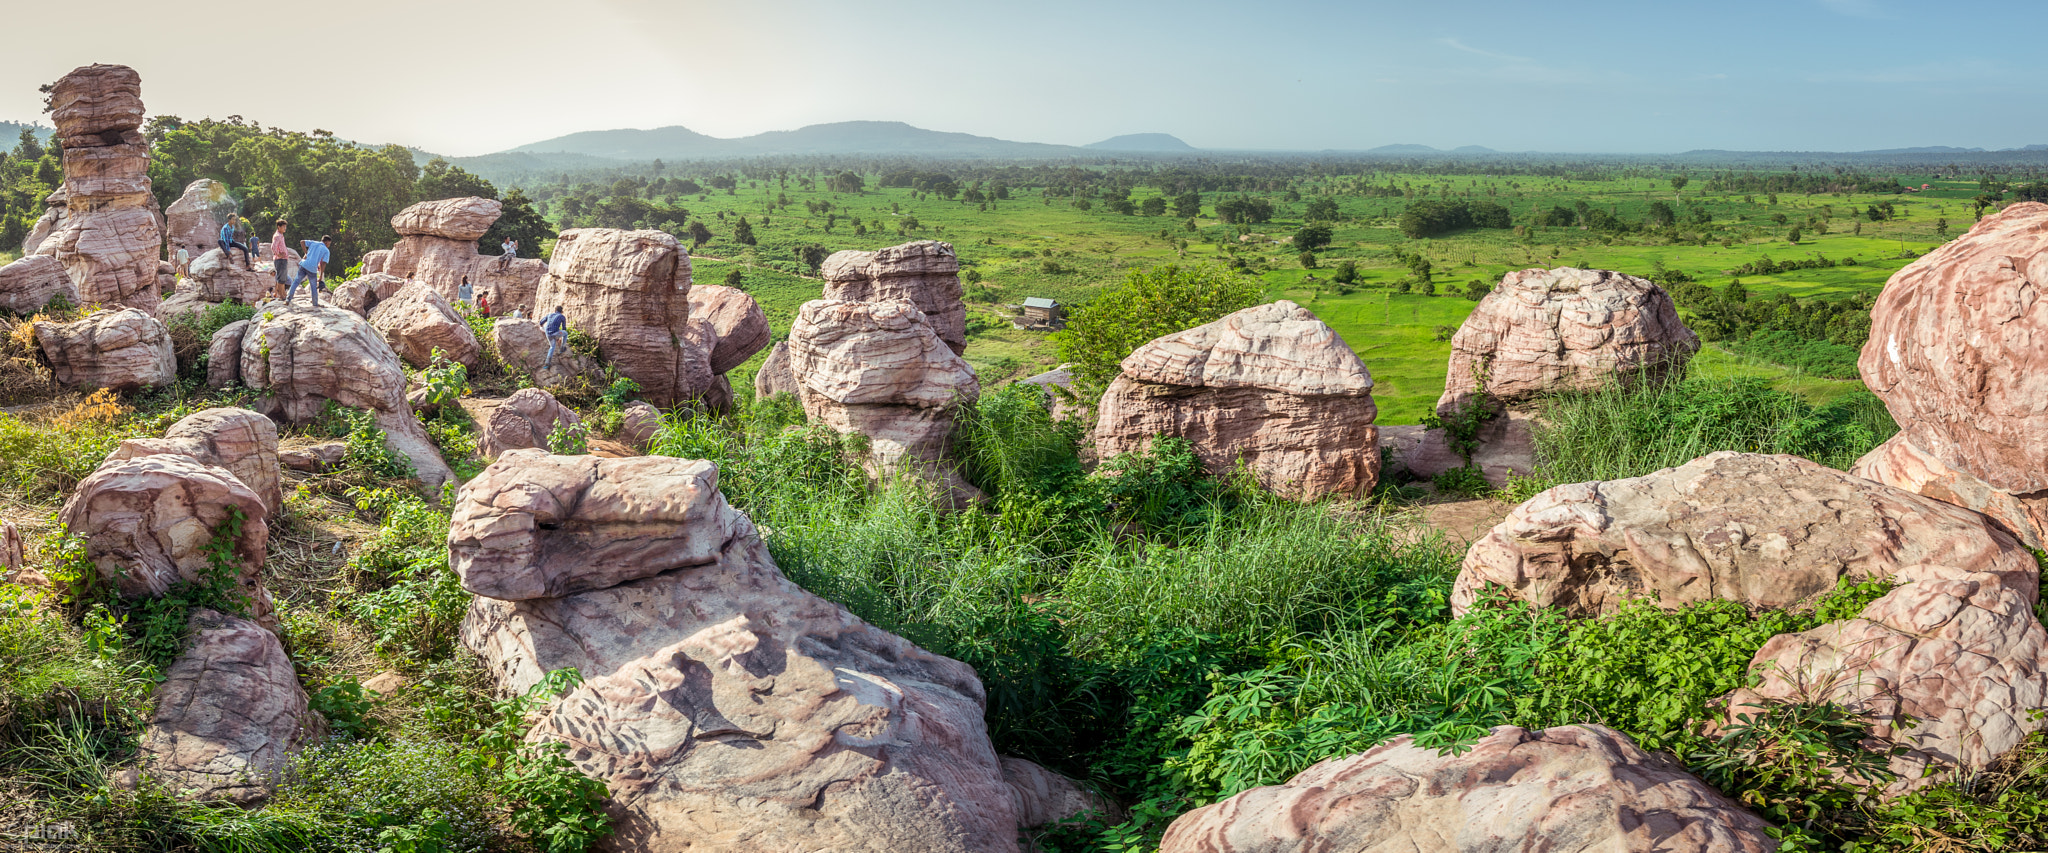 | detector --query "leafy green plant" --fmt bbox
[1430,465,1492,498]
[127,507,251,676]
[344,488,466,660]
[1052,263,1262,386]
[418,350,471,411]
[547,422,589,455]
[340,407,413,479]
[472,669,613,853]
[1420,392,1496,464]
[308,678,375,740]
